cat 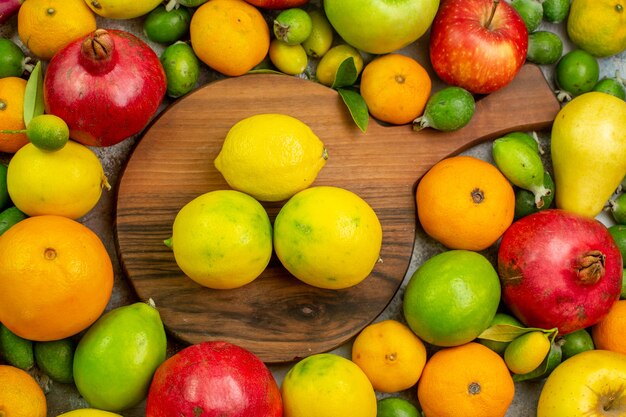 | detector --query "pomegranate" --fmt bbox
[146,341,283,417]
[43,29,166,147]
[244,0,309,9]
[498,209,622,335]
